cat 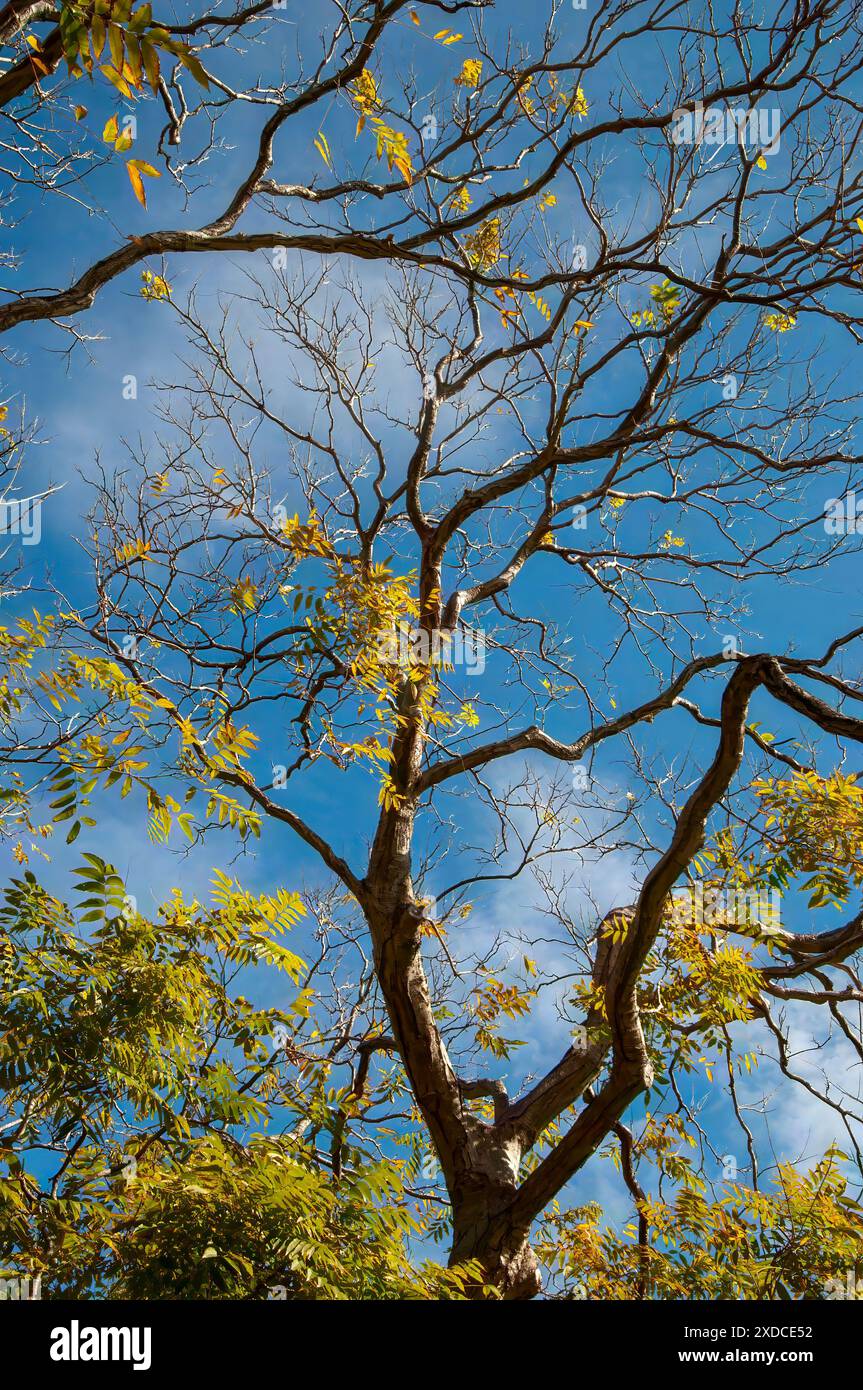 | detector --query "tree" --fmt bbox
[2,0,863,1299]
[0,856,482,1297]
